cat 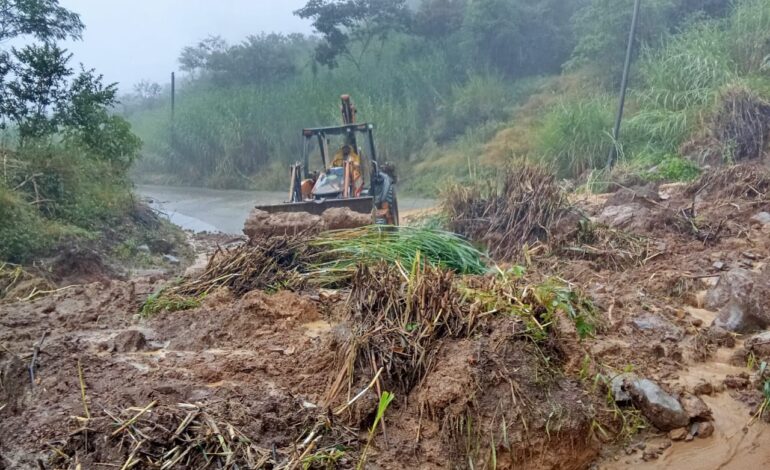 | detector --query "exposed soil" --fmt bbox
[2,164,770,469]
